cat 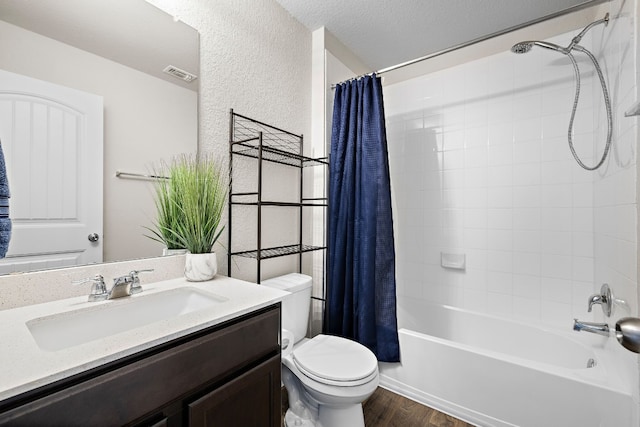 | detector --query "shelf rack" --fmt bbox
[227,109,328,283]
